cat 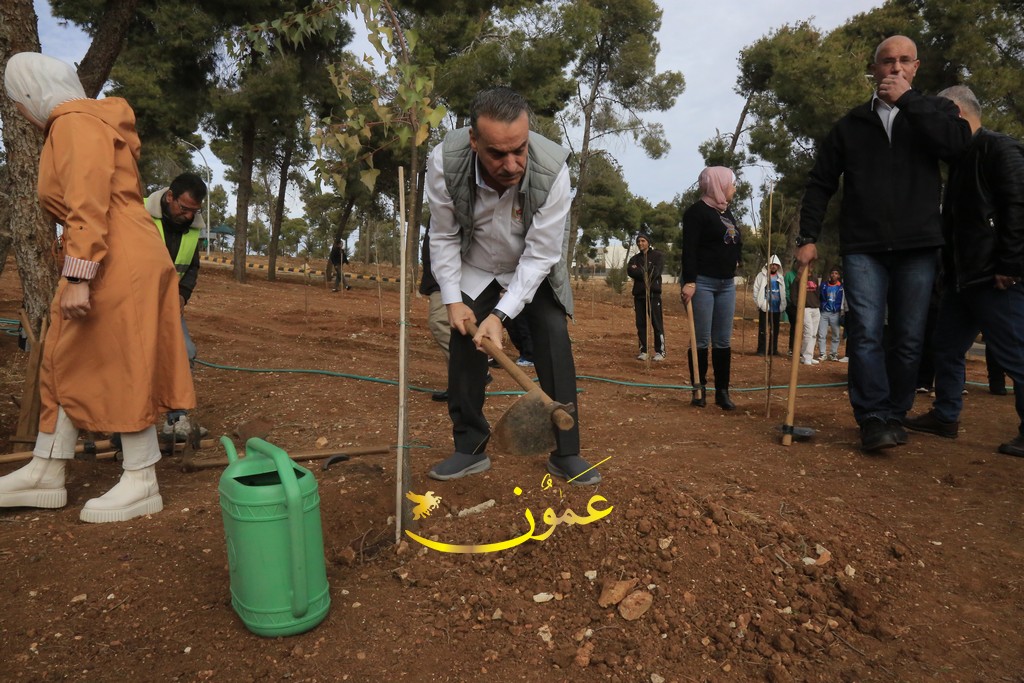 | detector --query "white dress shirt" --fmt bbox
[872,93,899,142]
[426,140,572,319]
